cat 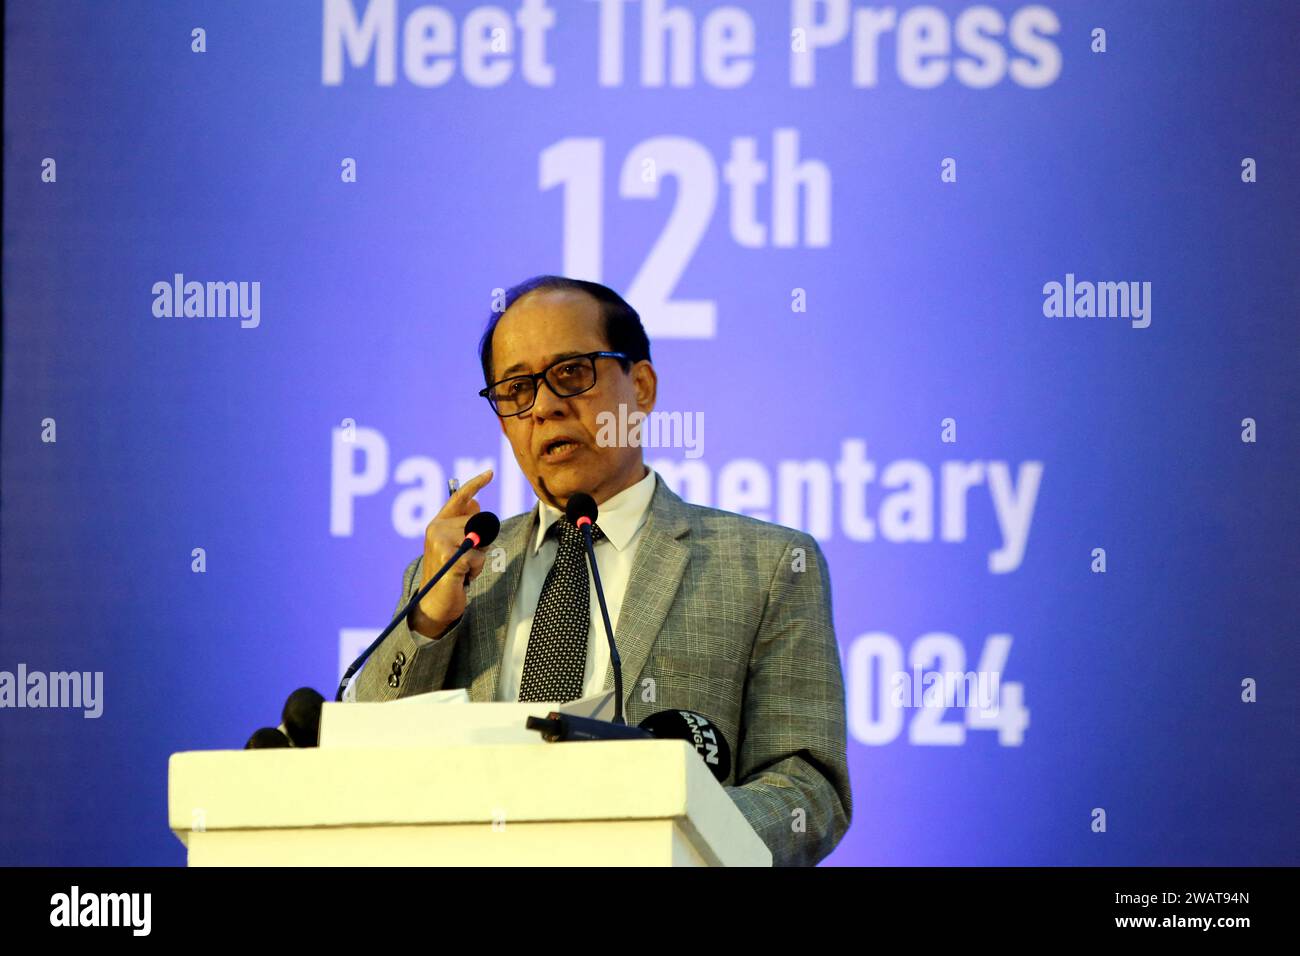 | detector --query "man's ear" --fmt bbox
[633,361,657,412]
